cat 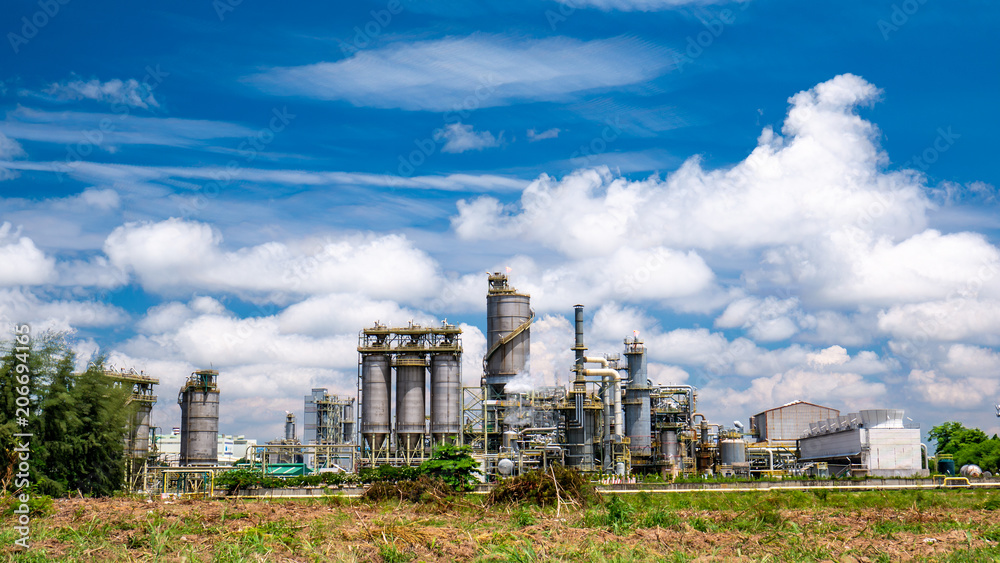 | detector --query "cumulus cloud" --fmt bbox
[907,368,996,409]
[0,288,127,330]
[706,368,887,415]
[0,223,56,285]
[715,296,801,341]
[42,77,160,108]
[104,218,442,301]
[807,345,849,368]
[879,298,1000,347]
[435,123,503,153]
